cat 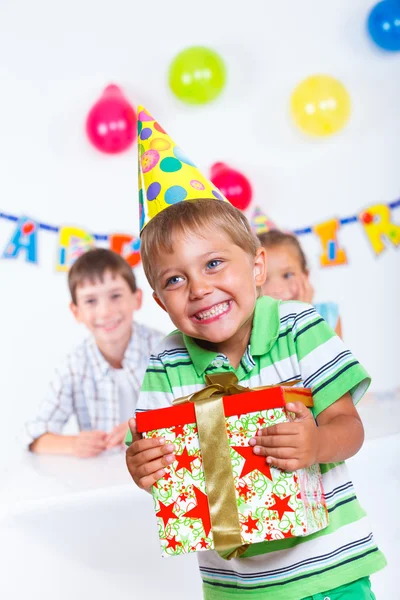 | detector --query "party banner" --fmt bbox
[0,197,398,271]
[251,198,400,267]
